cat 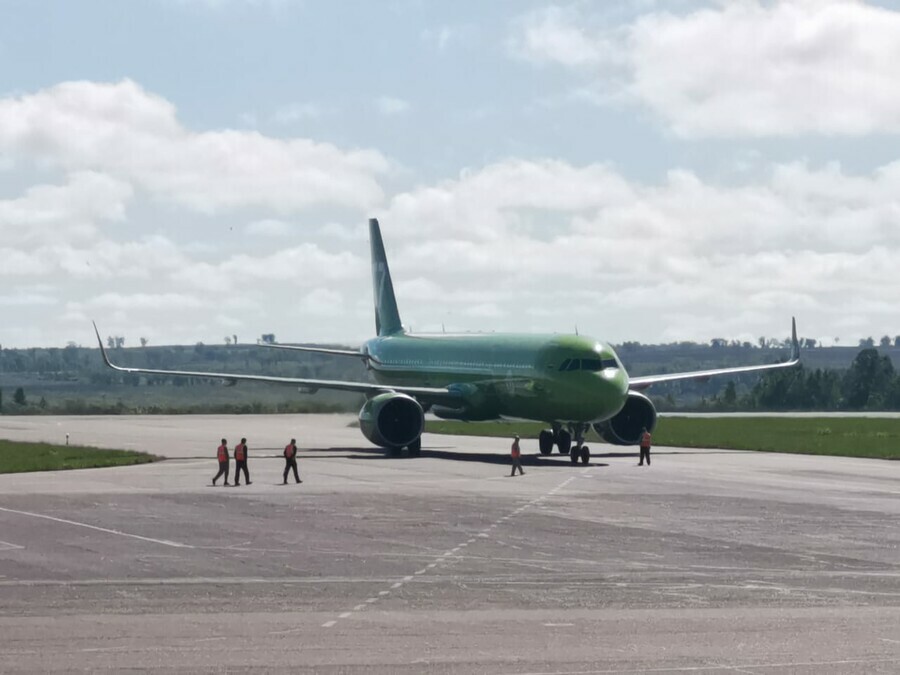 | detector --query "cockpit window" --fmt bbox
[559,357,619,372]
